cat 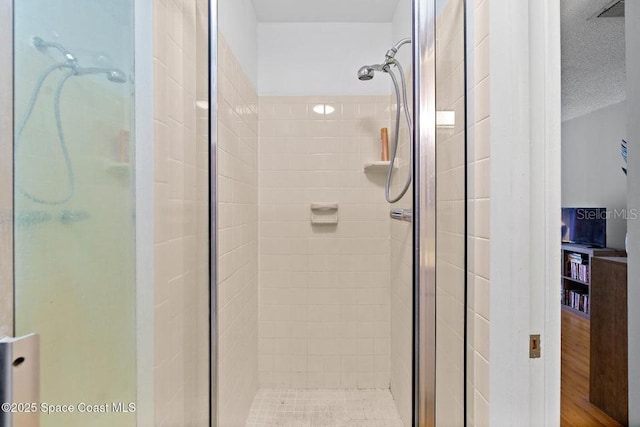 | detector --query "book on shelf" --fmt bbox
[567,253,583,263]
[561,287,590,314]
[565,252,590,283]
